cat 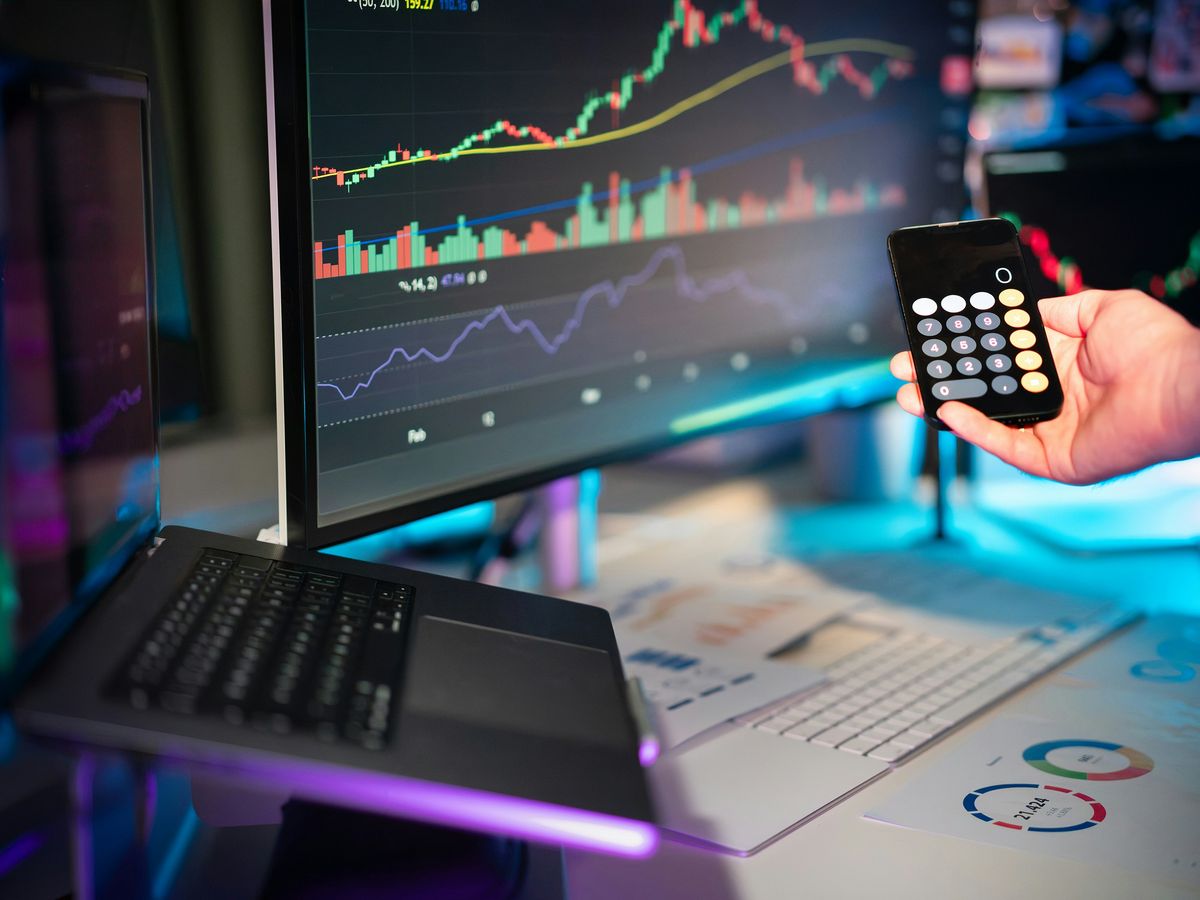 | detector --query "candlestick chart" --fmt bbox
[301,0,972,520]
